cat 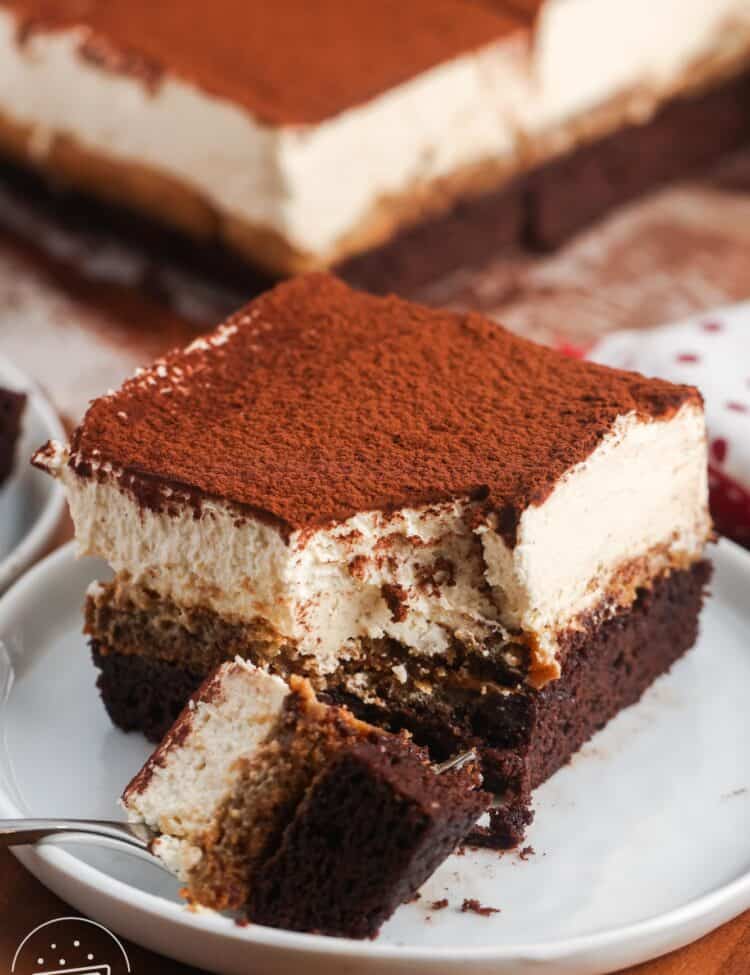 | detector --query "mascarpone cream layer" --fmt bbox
[515,0,750,138]
[0,0,748,263]
[123,659,289,879]
[41,402,710,684]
